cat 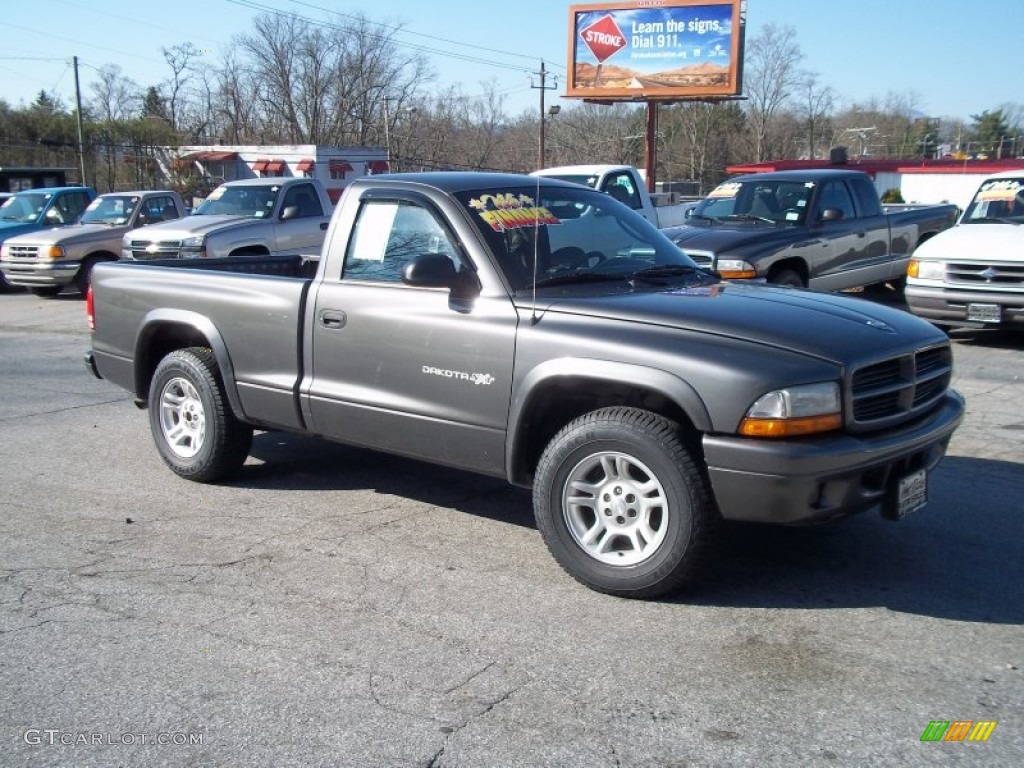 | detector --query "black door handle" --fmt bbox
[319,310,346,329]
[320,222,329,230]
